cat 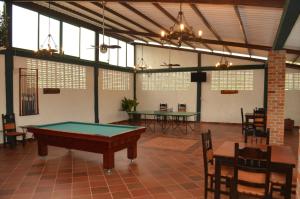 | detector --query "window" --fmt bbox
[109,37,118,65]
[99,34,109,63]
[62,22,79,57]
[39,15,60,52]
[102,69,130,91]
[80,27,95,61]
[211,70,253,91]
[141,72,191,91]
[118,40,126,67]
[285,73,300,90]
[27,59,86,89]
[13,5,38,51]
[0,2,4,14]
[127,44,134,67]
